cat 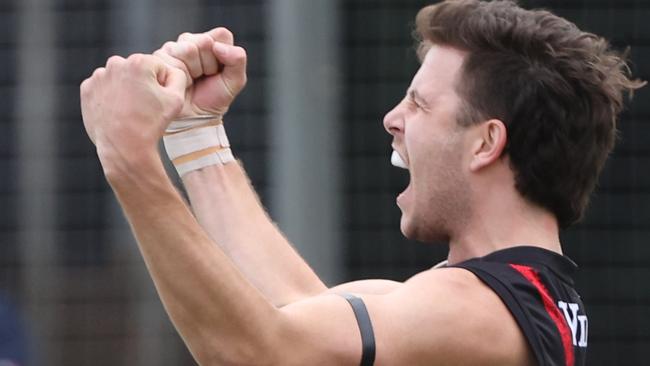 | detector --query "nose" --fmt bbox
[383,101,404,136]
